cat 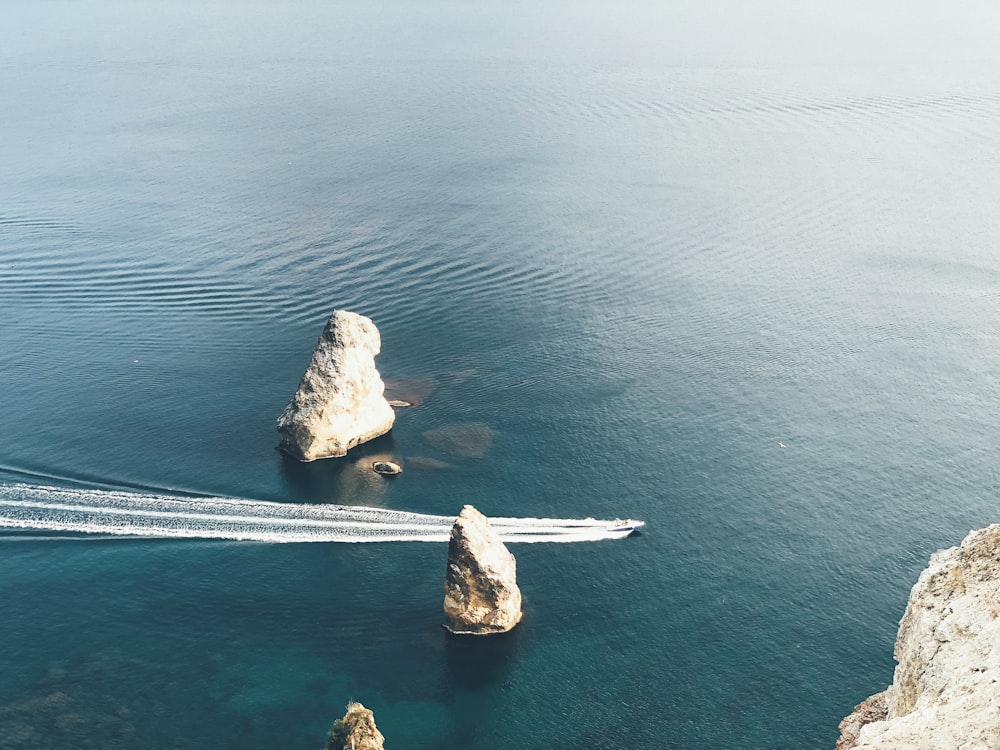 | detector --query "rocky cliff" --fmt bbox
[837,524,1000,749]
[323,702,385,750]
[443,505,523,635]
[277,310,395,461]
